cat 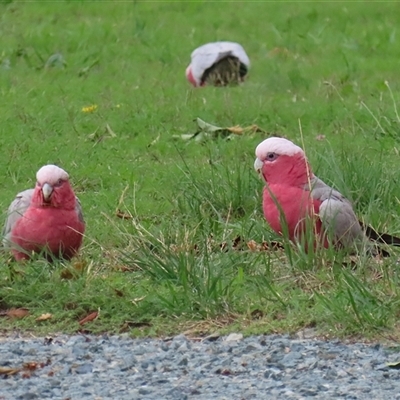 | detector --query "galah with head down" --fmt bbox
[3,164,85,261]
[254,137,400,253]
[186,41,250,87]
